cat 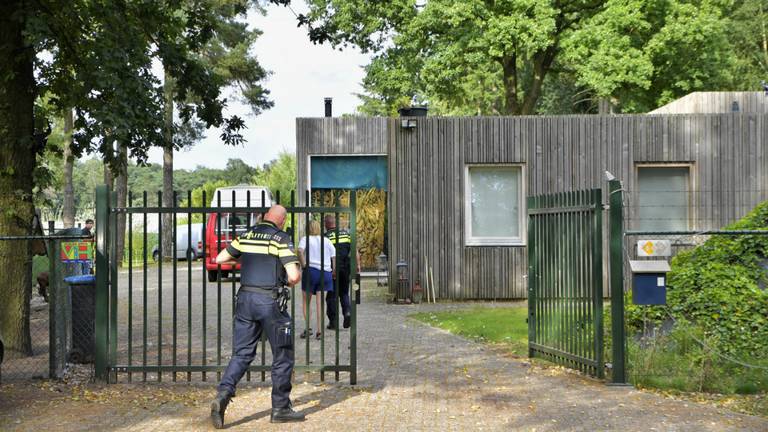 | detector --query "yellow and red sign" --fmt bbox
[60,240,94,262]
